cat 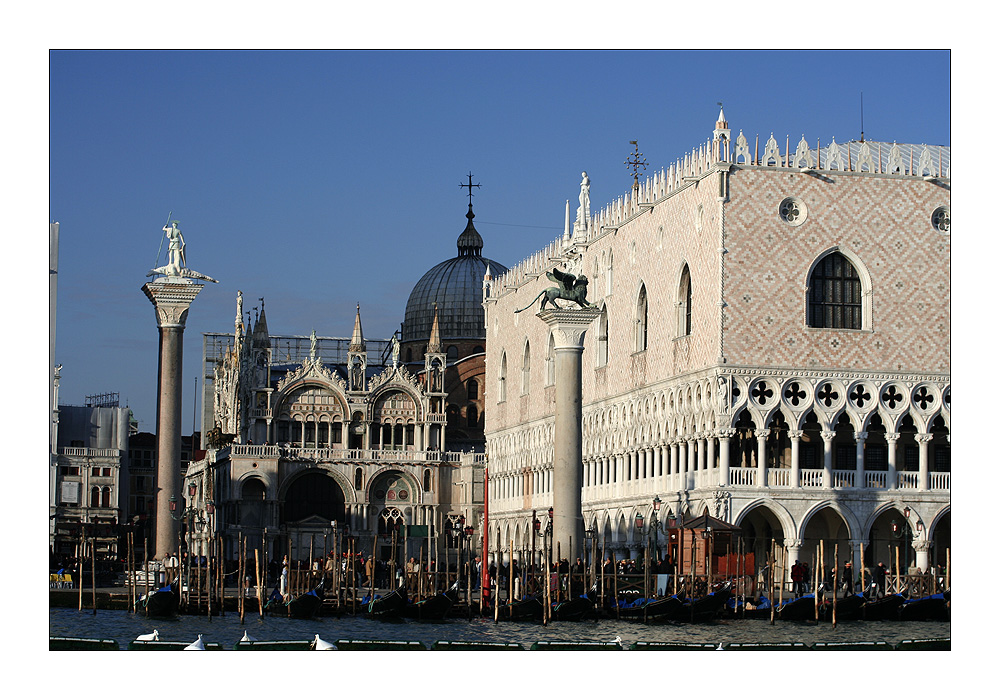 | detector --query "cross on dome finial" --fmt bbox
[460,172,481,207]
